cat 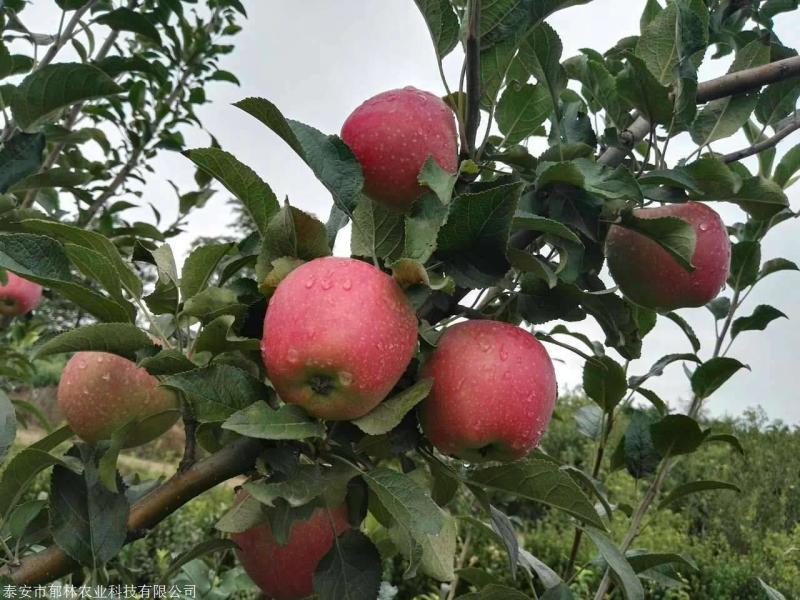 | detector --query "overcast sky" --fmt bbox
[24,2,800,423]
